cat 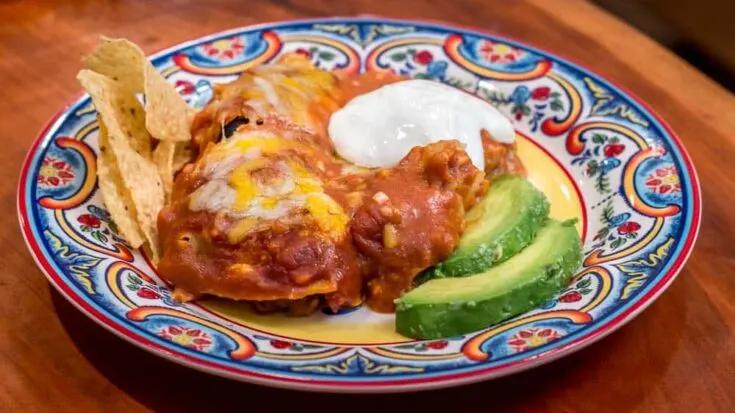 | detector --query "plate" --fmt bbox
[18,17,701,393]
